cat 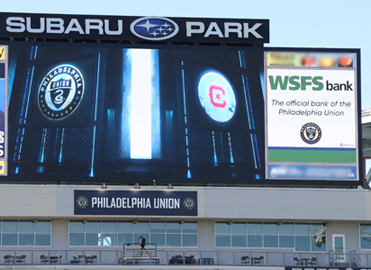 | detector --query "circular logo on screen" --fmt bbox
[38,65,84,120]
[183,198,196,210]
[198,72,236,122]
[76,196,89,209]
[300,122,322,144]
